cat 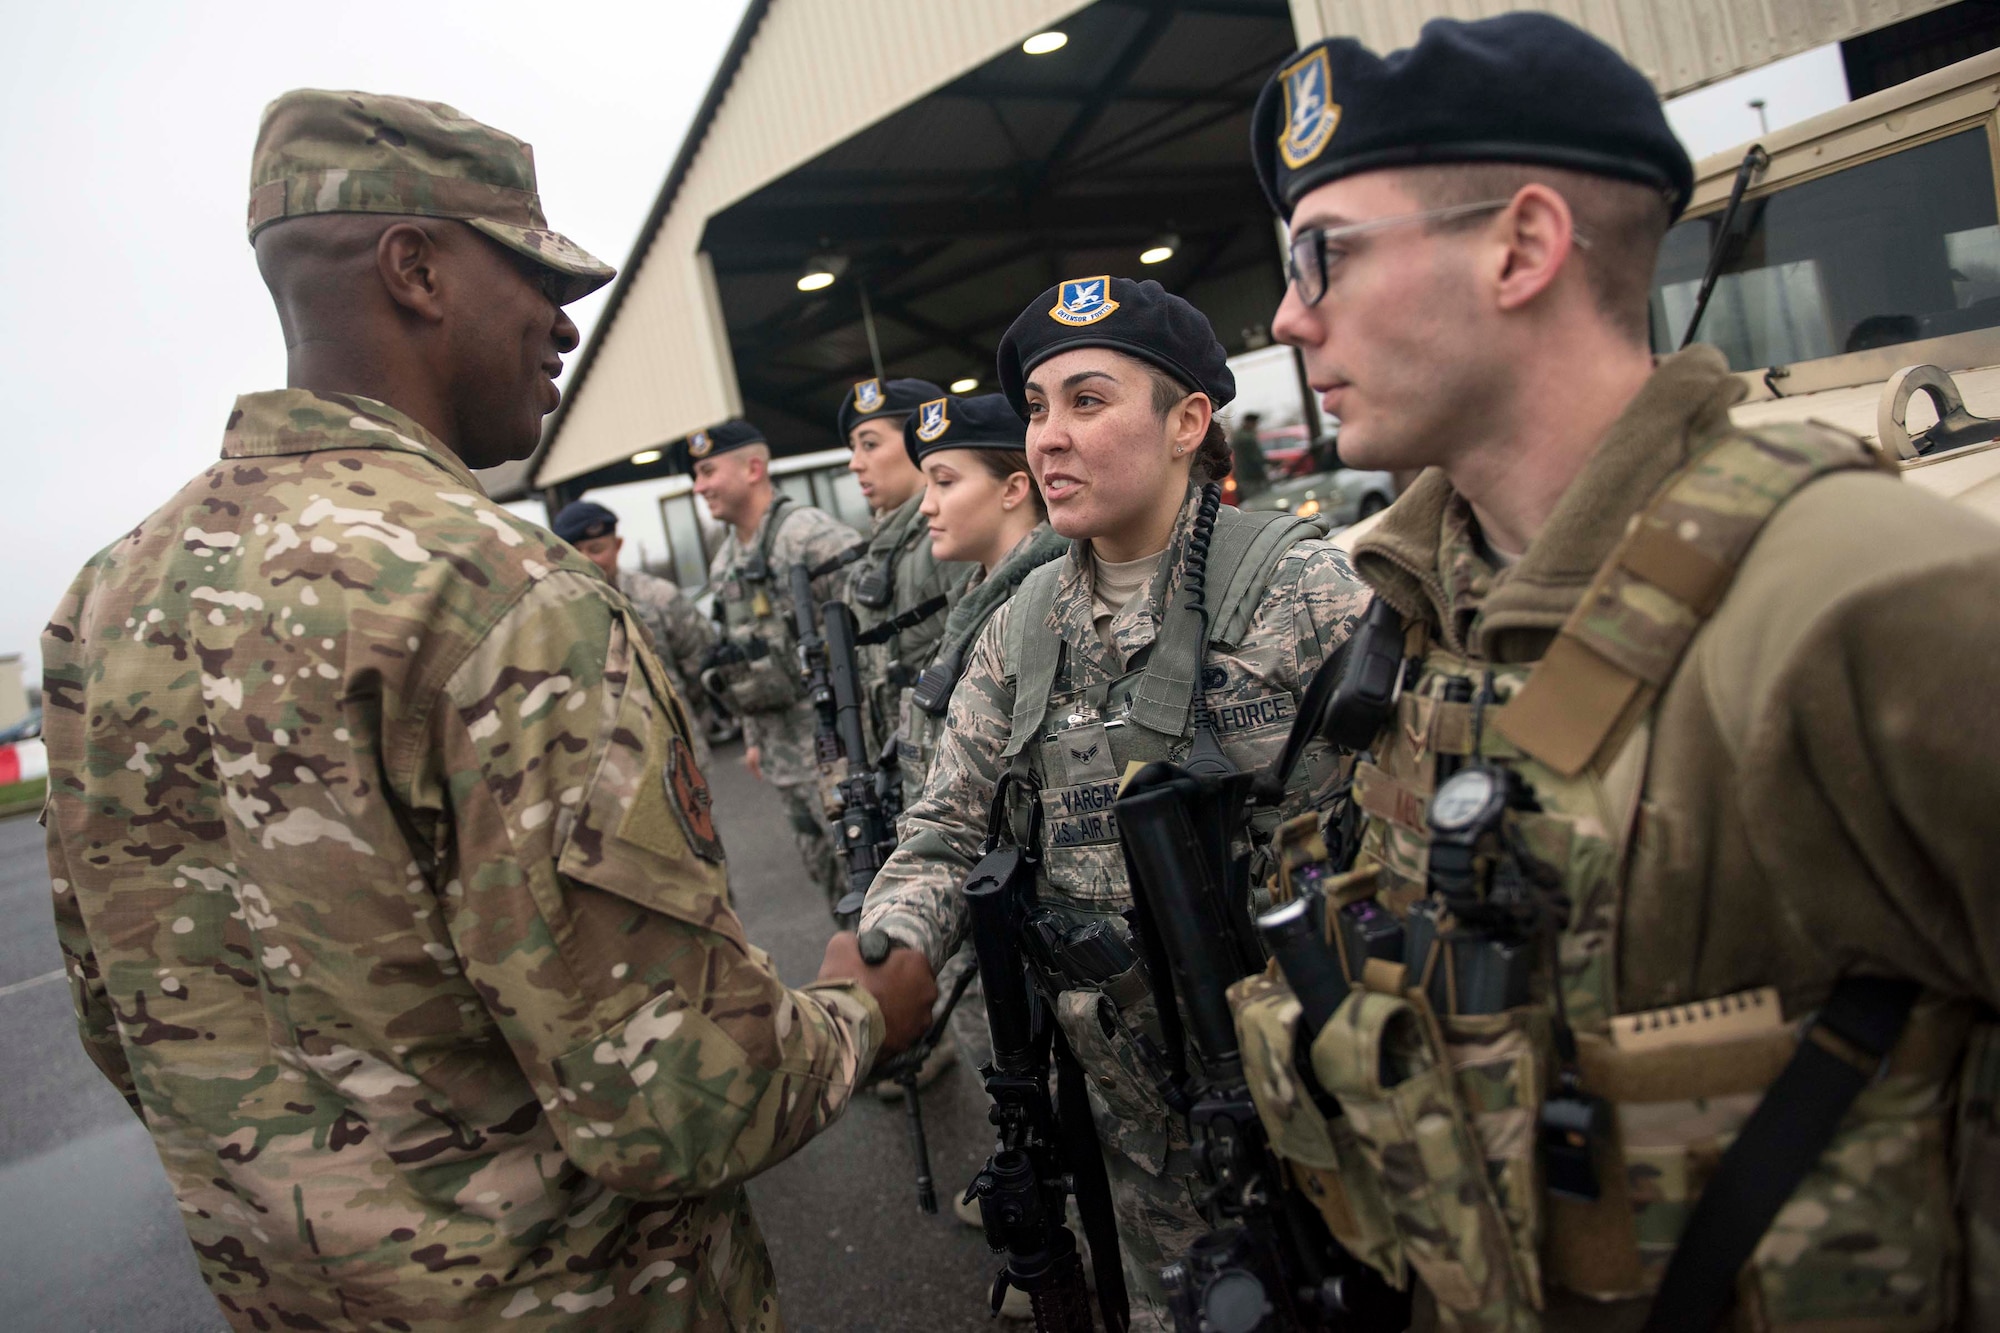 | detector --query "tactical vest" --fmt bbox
[711,495,807,716]
[855,495,969,757]
[997,505,1330,1179]
[1232,425,1981,1332]
[894,526,1066,801]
